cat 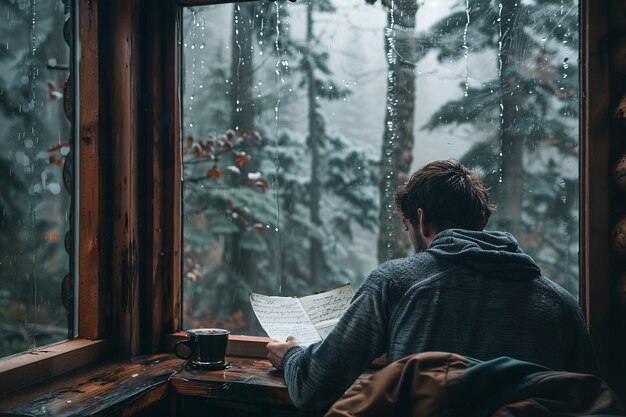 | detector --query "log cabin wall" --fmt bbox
[608,0,626,398]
